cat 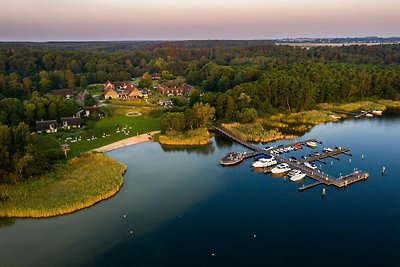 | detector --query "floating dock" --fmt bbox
[214,124,369,191]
